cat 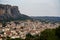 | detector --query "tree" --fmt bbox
[25,33,34,40]
[55,26,60,39]
[40,29,57,40]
